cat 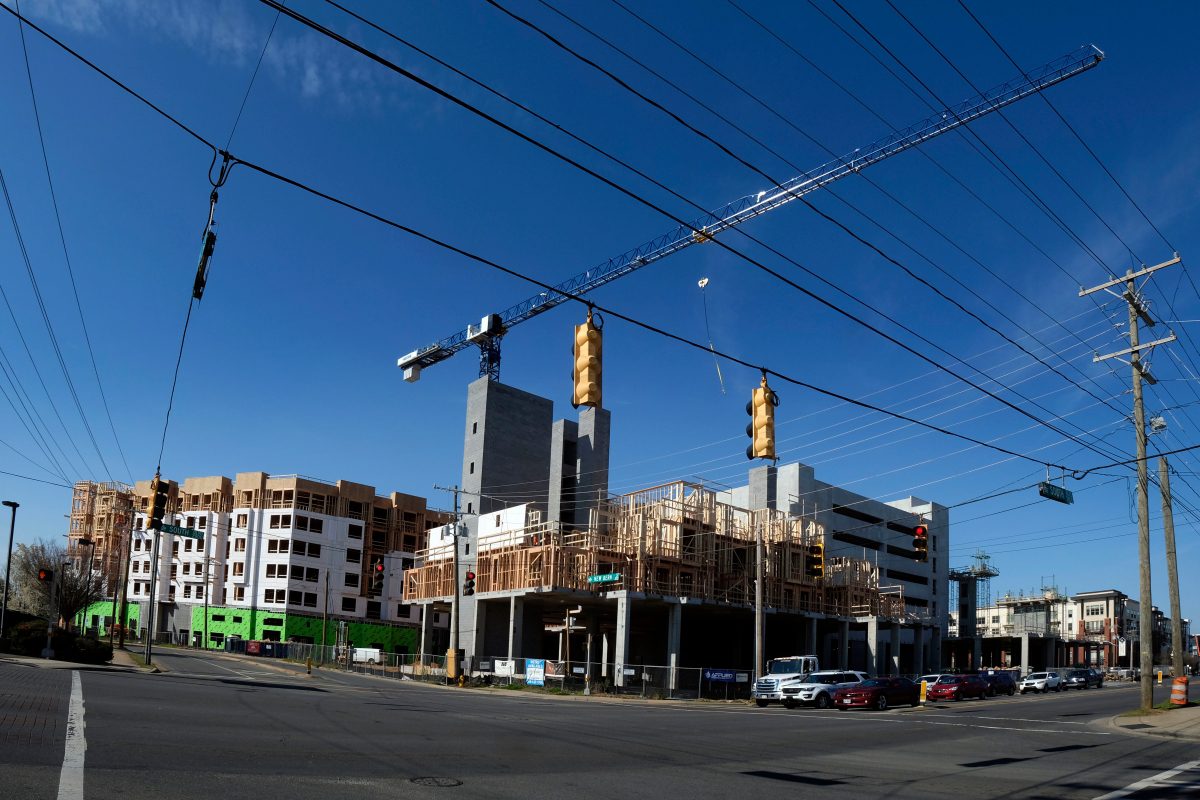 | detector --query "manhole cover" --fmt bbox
[411,777,463,788]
